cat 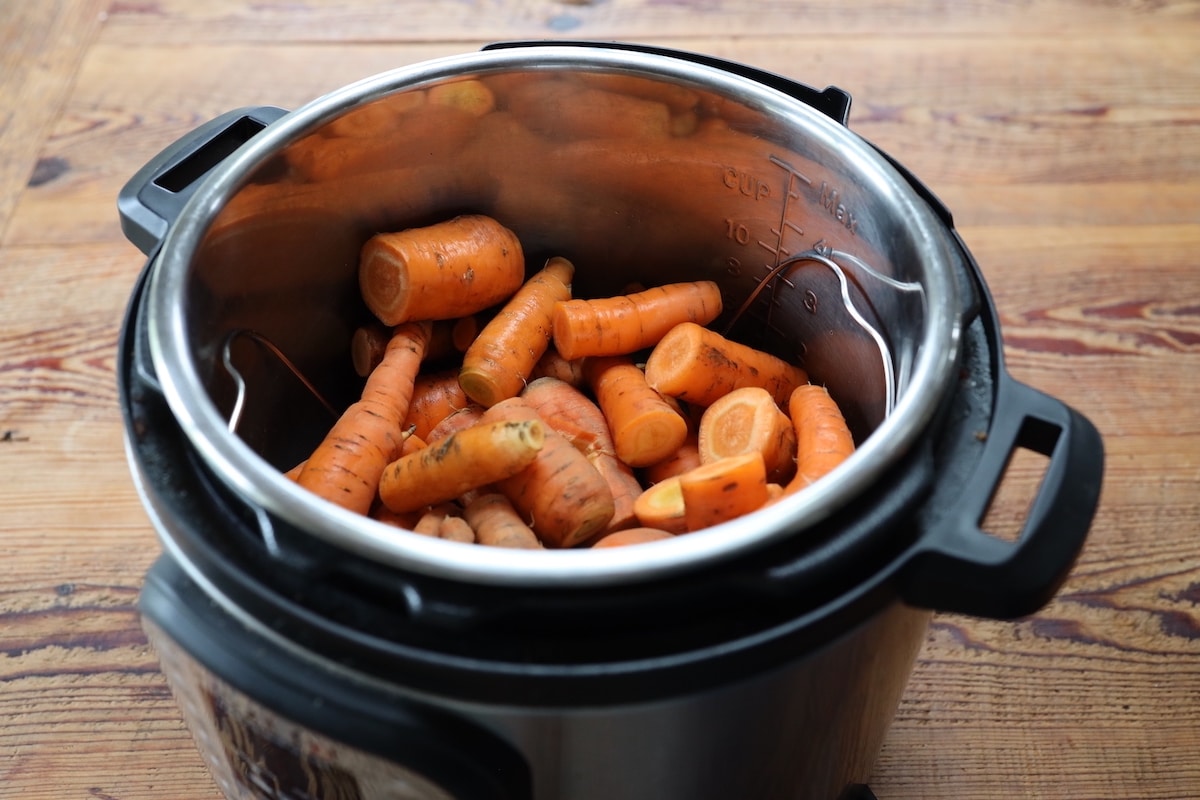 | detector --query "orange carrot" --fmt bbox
[520,376,648,534]
[463,493,542,549]
[459,256,575,407]
[296,321,431,514]
[640,431,702,485]
[644,322,808,407]
[359,214,526,326]
[371,503,421,530]
[283,459,307,481]
[529,346,586,388]
[377,418,546,514]
[591,527,675,548]
[784,384,856,493]
[698,386,797,483]
[679,452,769,532]
[451,314,483,352]
[413,504,453,537]
[480,398,615,548]
[425,404,485,444]
[632,476,688,534]
[403,368,470,441]
[584,356,688,469]
[438,514,477,543]
[351,322,391,378]
[552,280,723,360]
